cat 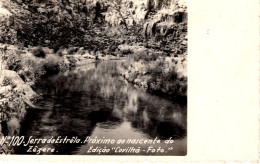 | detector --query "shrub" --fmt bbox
[20,54,46,83]
[66,56,77,67]
[121,48,132,55]
[145,60,186,98]
[56,49,65,57]
[43,54,62,74]
[32,47,46,58]
[164,68,178,81]
[133,52,159,62]
[0,87,26,124]
[4,49,22,72]
[7,54,22,71]
[67,47,79,55]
